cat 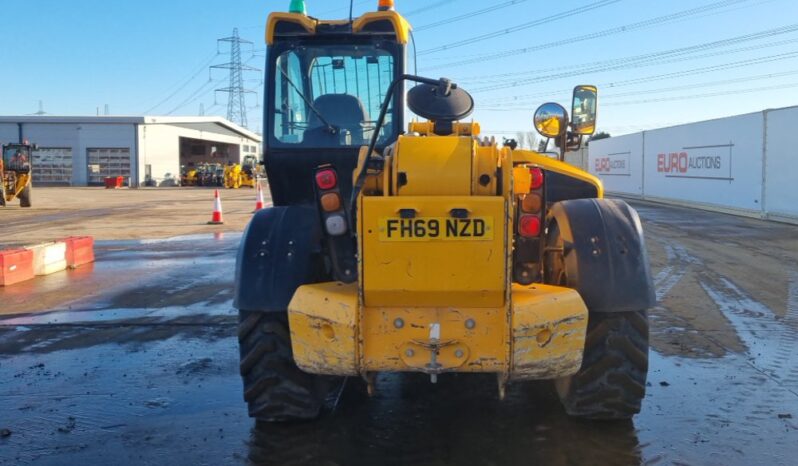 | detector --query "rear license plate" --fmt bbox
[378,217,494,241]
